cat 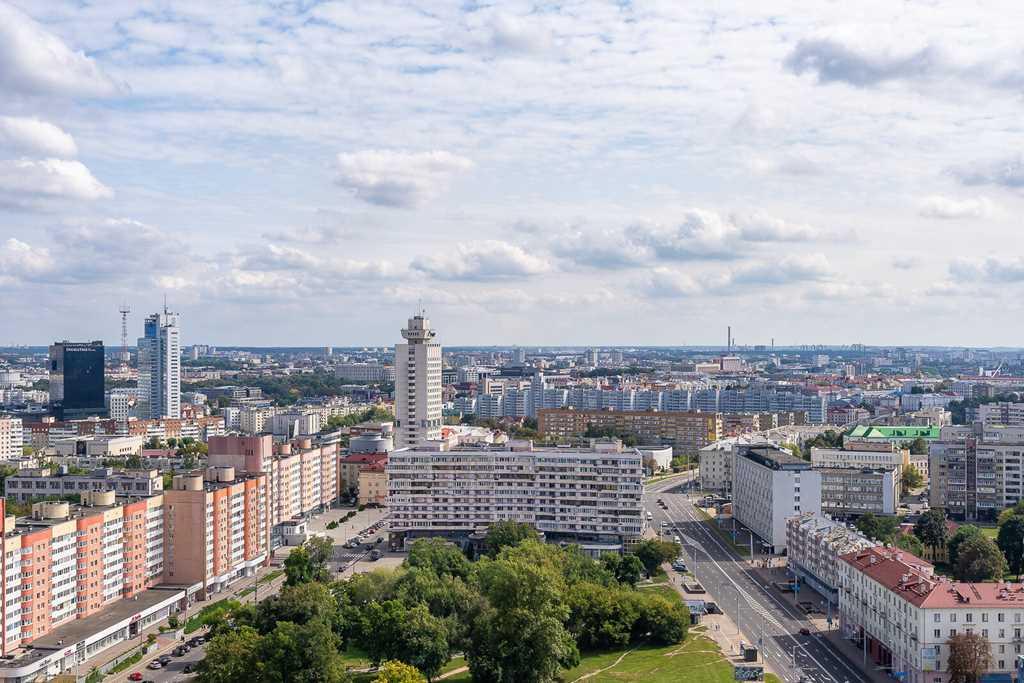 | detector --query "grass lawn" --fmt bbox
[340,645,373,669]
[559,632,738,682]
[980,526,998,539]
[695,509,750,557]
[637,582,684,604]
